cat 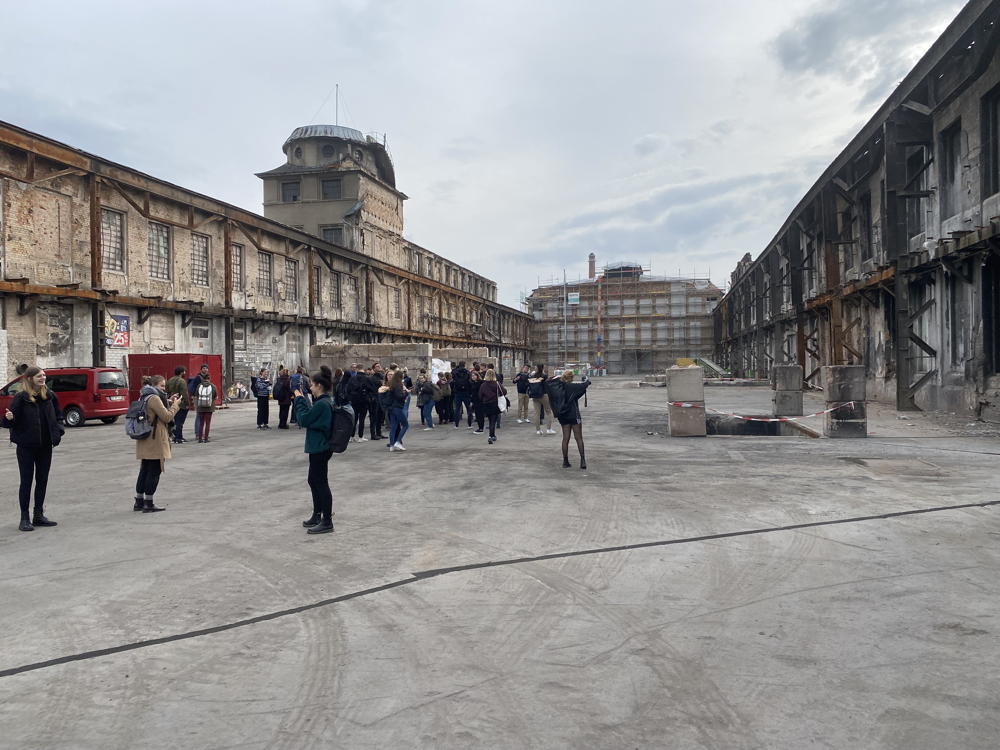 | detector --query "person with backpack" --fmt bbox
[451,361,472,429]
[478,369,507,445]
[513,365,531,423]
[252,368,272,429]
[274,368,293,429]
[133,374,182,513]
[528,364,556,435]
[546,371,591,469]
[2,366,64,531]
[194,372,218,443]
[294,366,336,534]
[187,363,209,441]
